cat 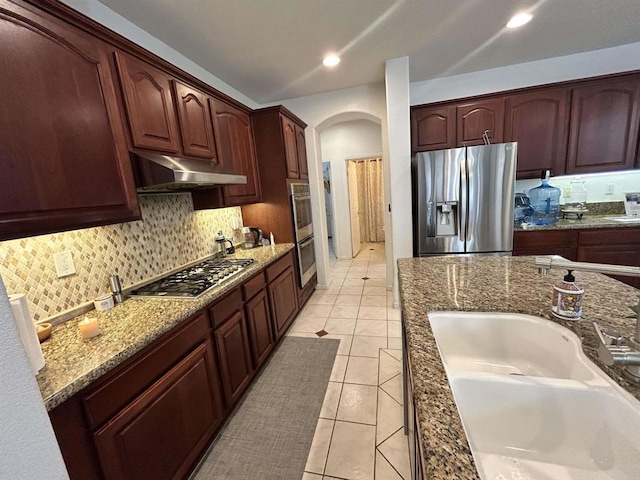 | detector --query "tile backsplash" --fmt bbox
[0,194,242,321]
